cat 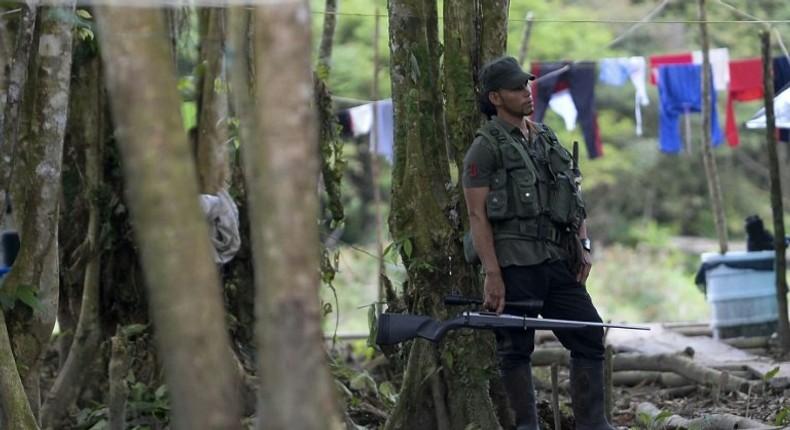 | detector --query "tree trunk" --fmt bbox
[0,5,14,131]
[317,0,337,76]
[761,30,790,352]
[0,7,39,428]
[195,7,229,194]
[0,2,36,202]
[247,1,344,429]
[478,0,510,60]
[384,1,503,429]
[41,46,105,428]
[3,2,75,423]
[95,6,241,429]
[696,0,729,254]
